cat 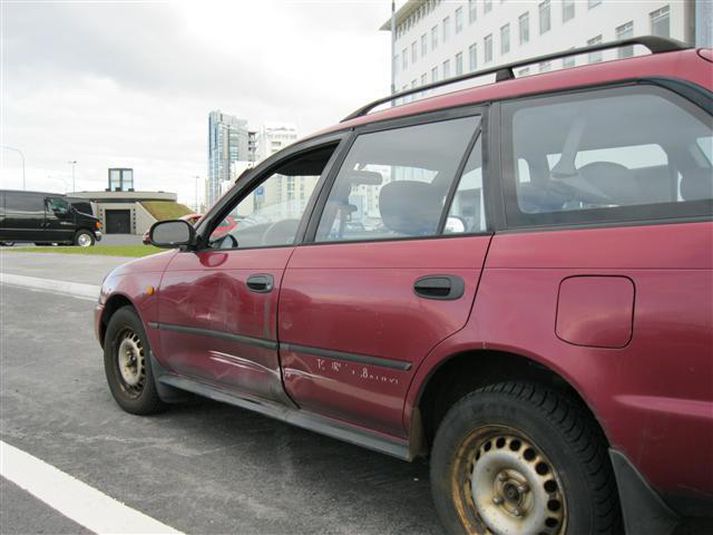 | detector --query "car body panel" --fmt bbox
[279,235,491,436]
